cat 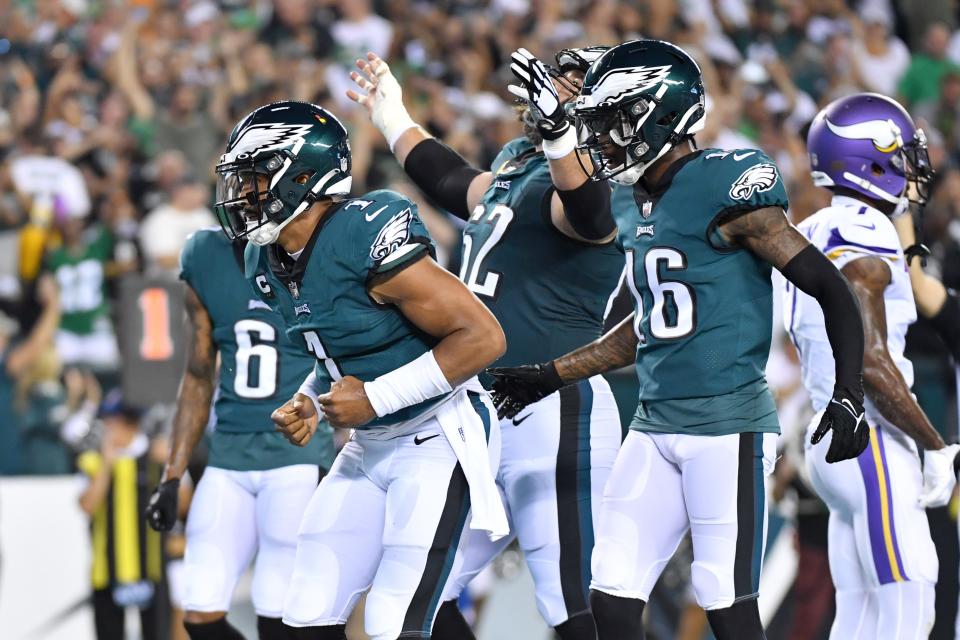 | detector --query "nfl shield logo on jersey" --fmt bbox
[642,201,653,218]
